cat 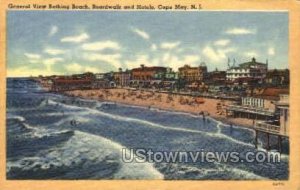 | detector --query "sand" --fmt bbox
[62,88,255,129]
